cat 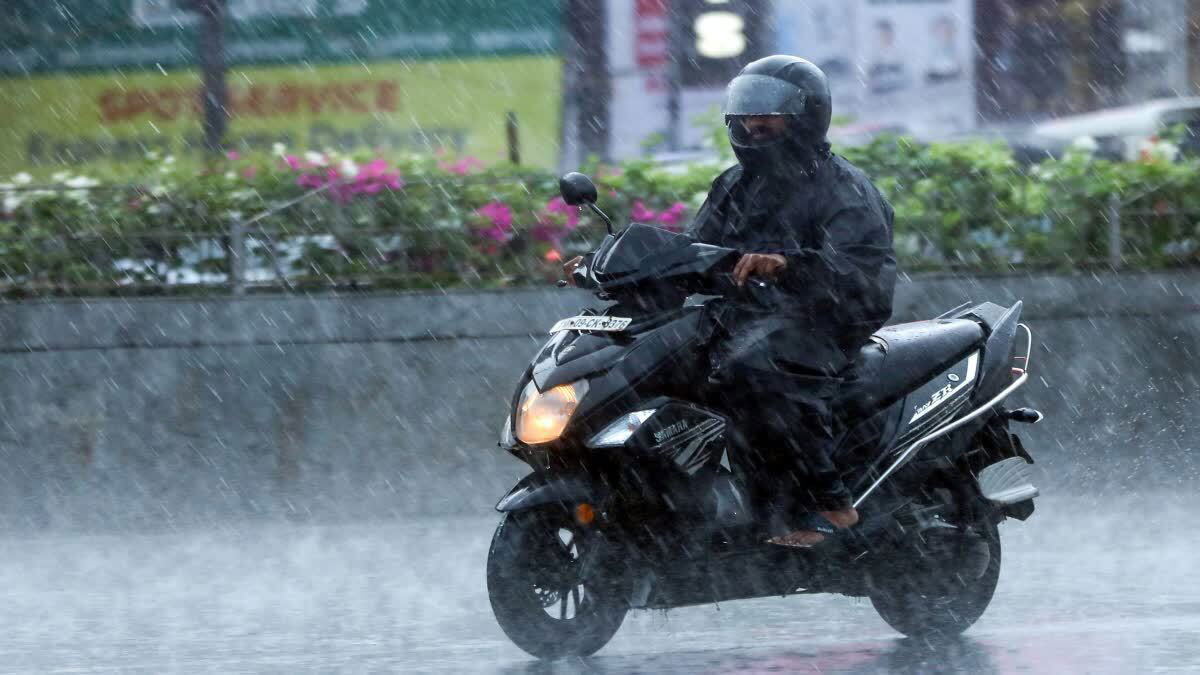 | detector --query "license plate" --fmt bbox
[550,315,633,333]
